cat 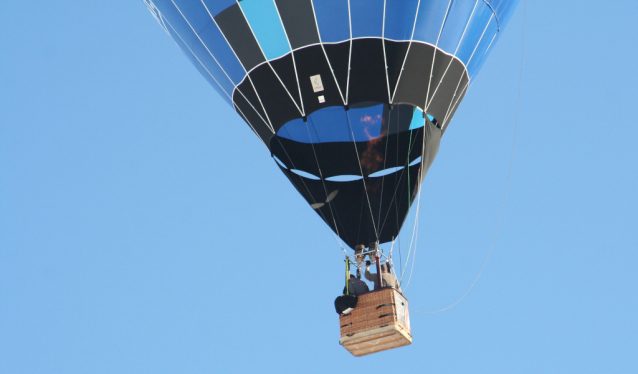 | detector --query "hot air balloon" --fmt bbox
[144,0,520,356]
